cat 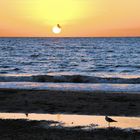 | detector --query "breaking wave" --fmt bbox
[0,74,140,84]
